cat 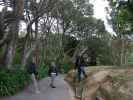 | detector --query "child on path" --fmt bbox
[48,61,58,88]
